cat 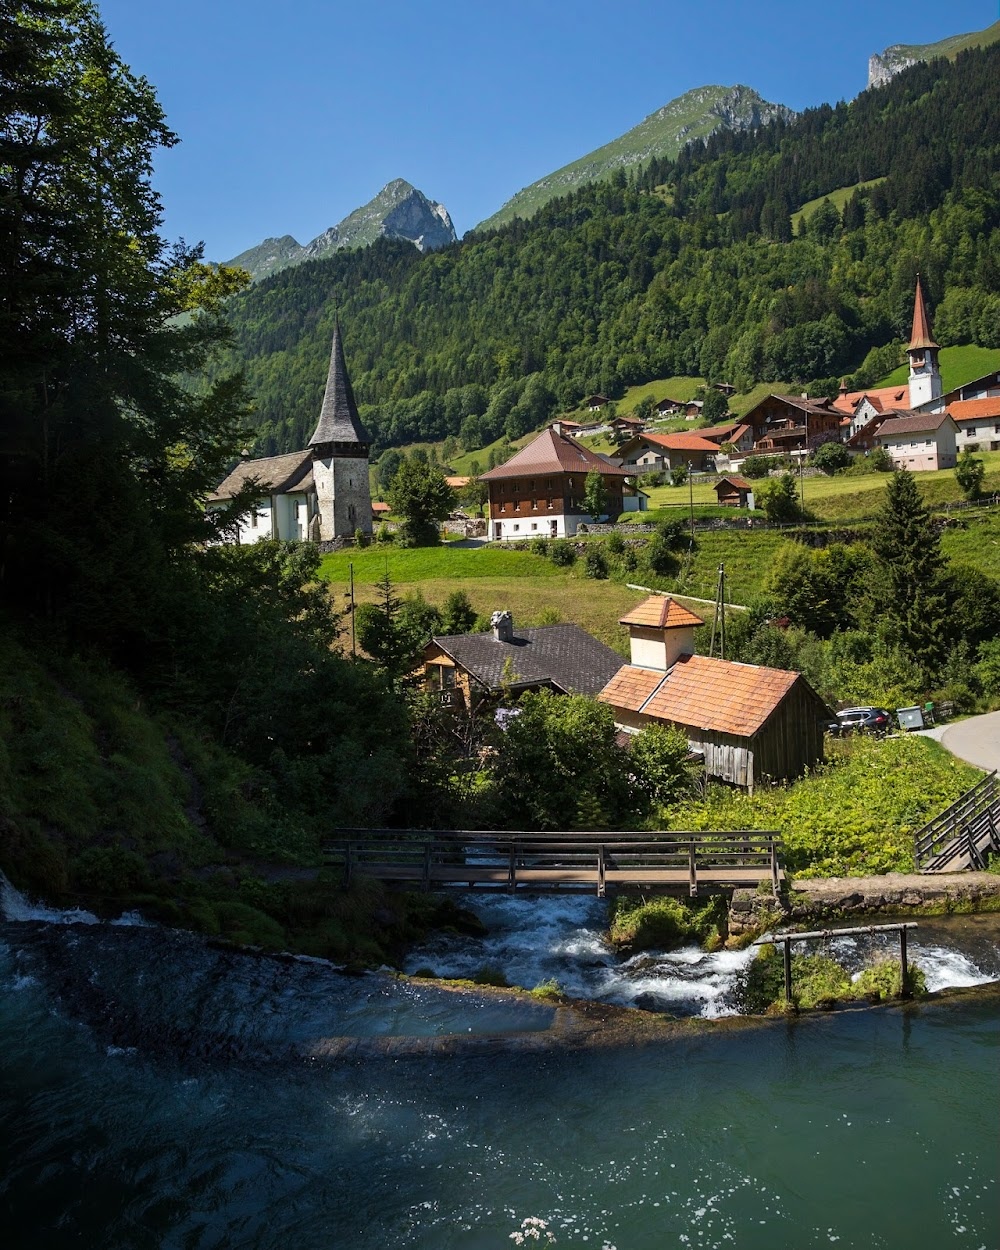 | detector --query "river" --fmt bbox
[2,879,998,1249]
